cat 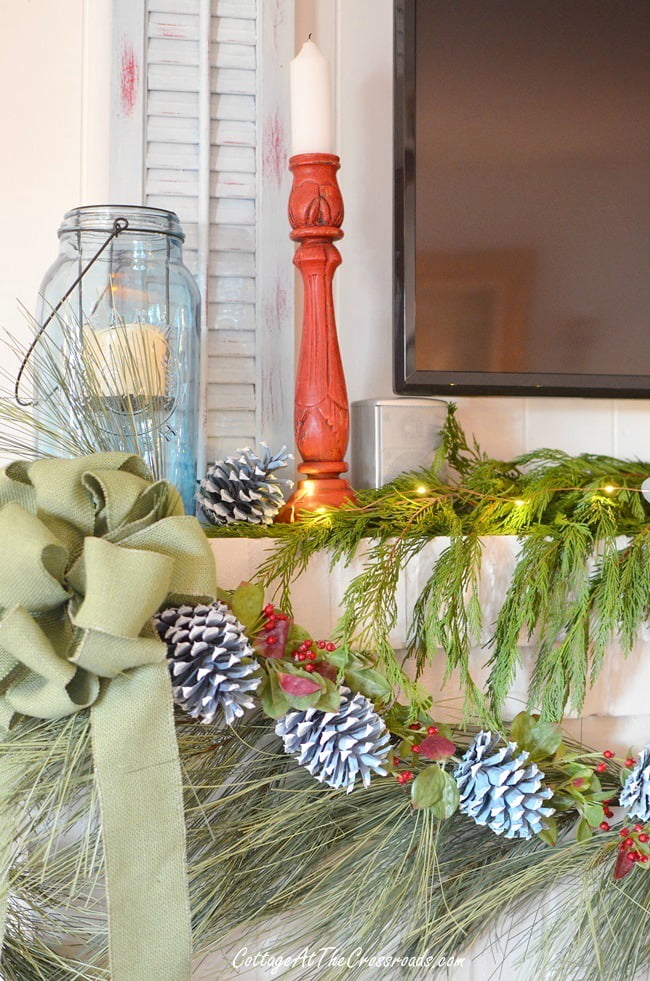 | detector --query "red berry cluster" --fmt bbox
[393,724,442,778]
[617,824,650,865]
[396,770,414,785]
[600,798,615,824]
[406,722,439,754]
[596,749,635,774]
[261,604,289,650]
[292,637,336,673]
